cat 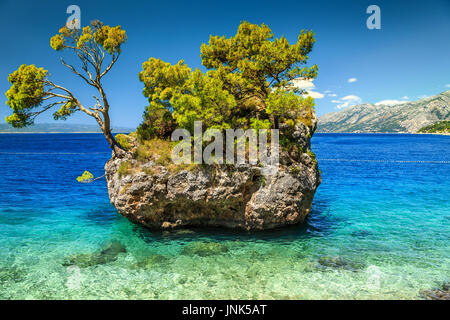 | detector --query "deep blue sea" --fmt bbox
[0,133,448,299]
